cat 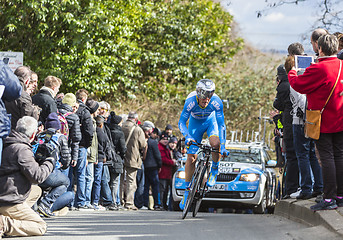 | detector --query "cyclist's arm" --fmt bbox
[178,98,193,140]
[214,99,227,149]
